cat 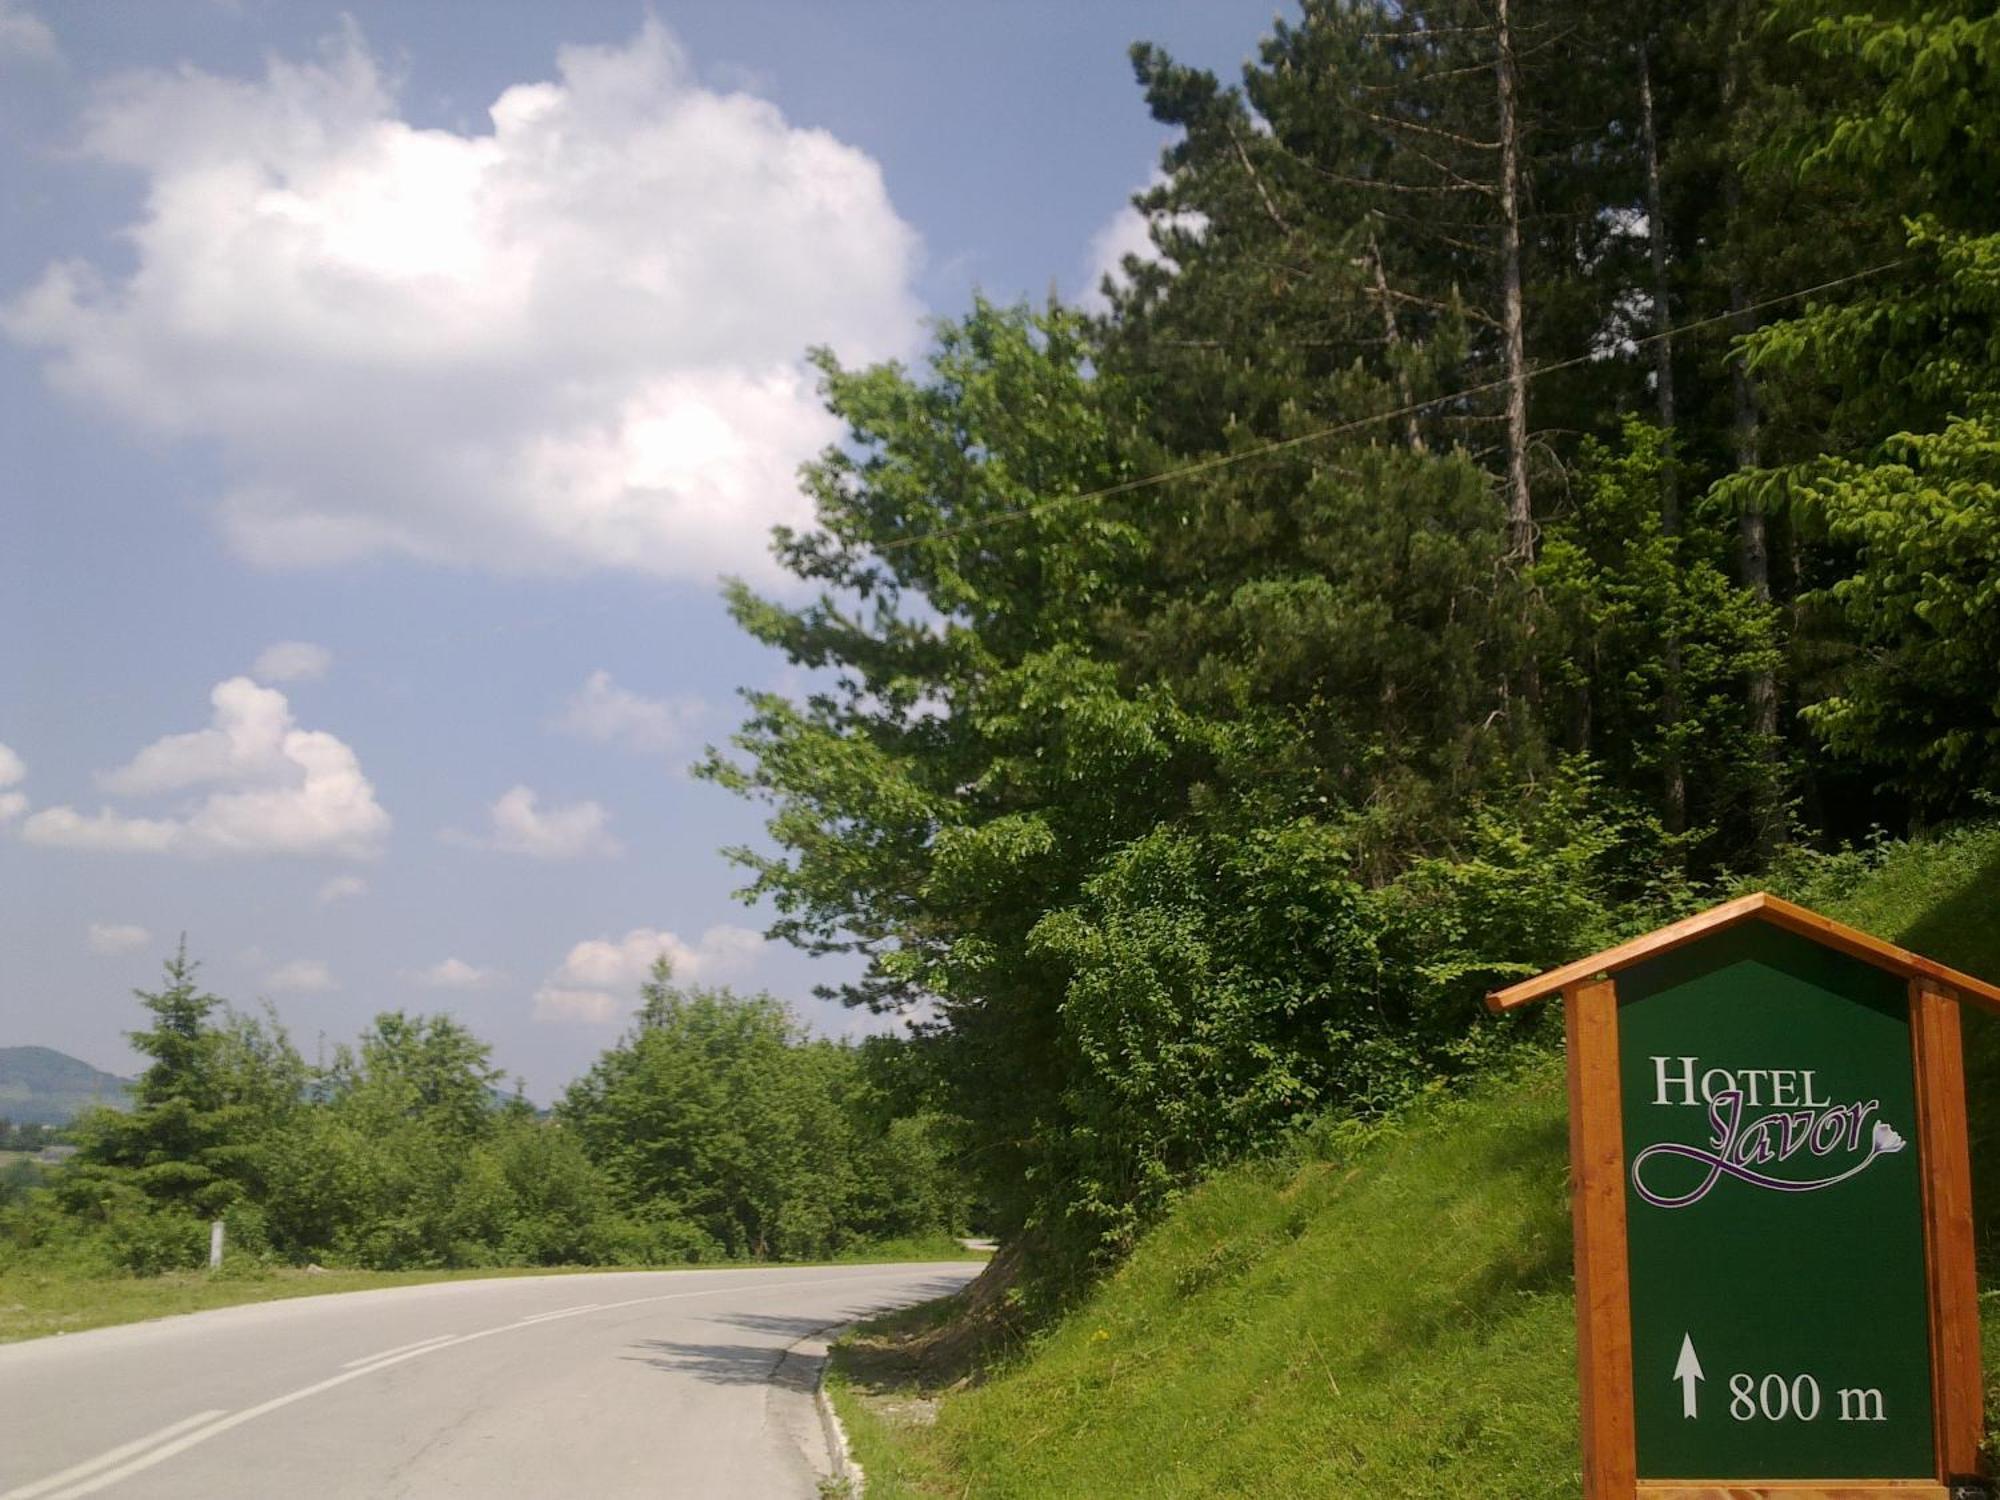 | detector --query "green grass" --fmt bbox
[831,825,2000,1498]
[0,1232,985,1345]
[837,1066,1582,1499]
